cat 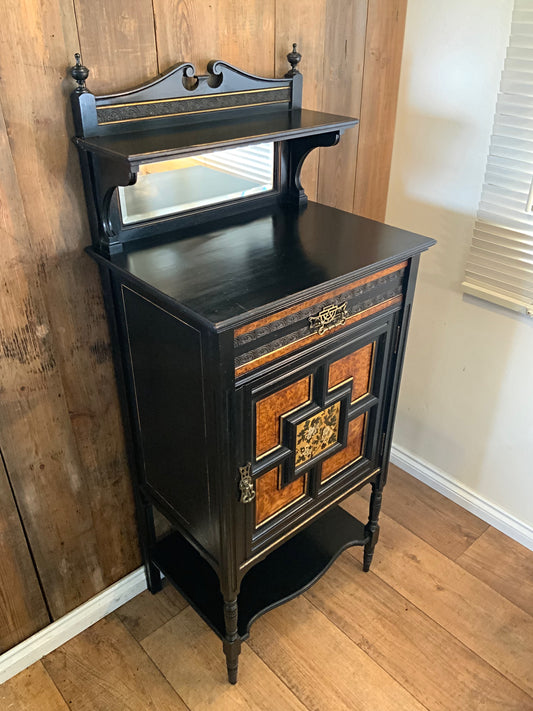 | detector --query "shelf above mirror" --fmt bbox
[74,108,357,166]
